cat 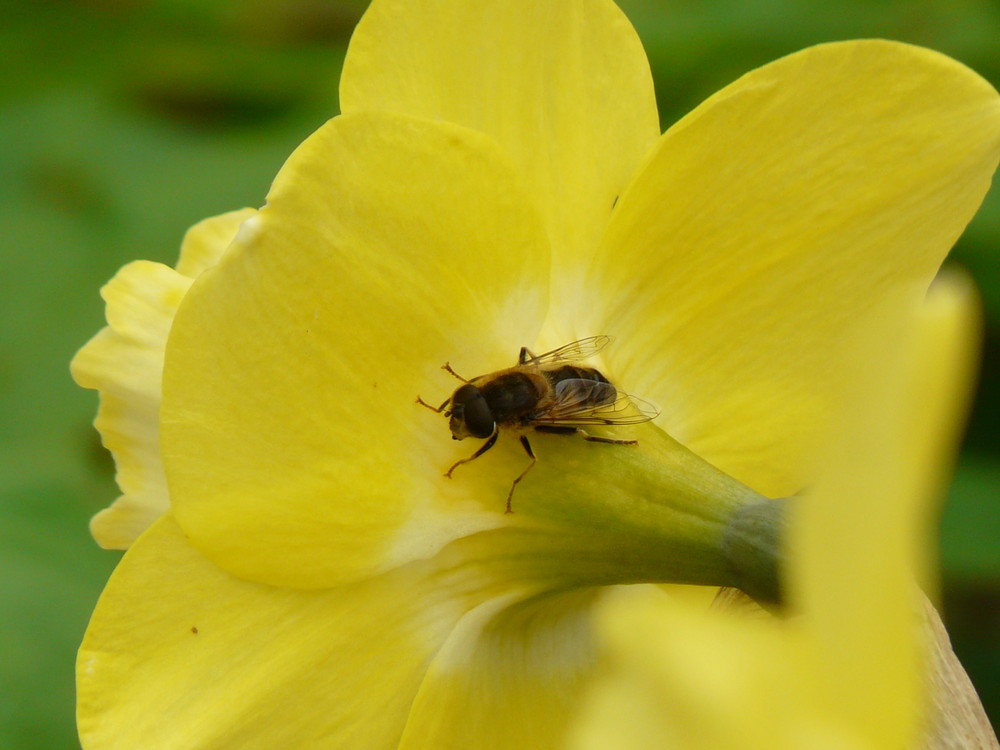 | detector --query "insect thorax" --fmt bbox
[476,371,546,423]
